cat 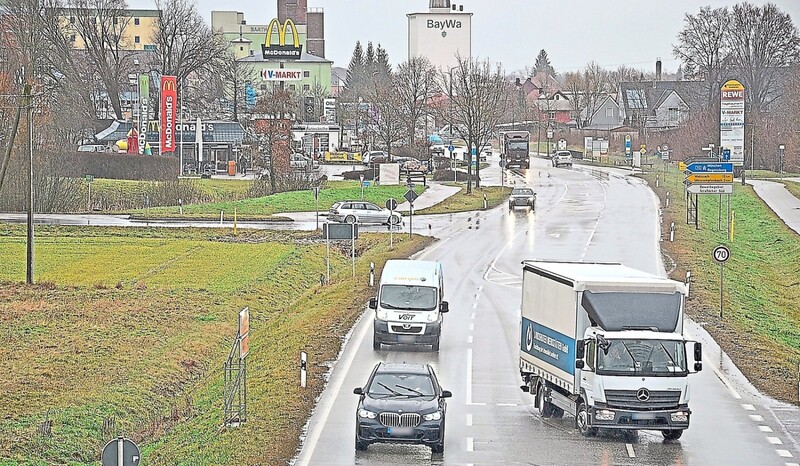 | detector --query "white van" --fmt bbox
[369,259,449,351]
